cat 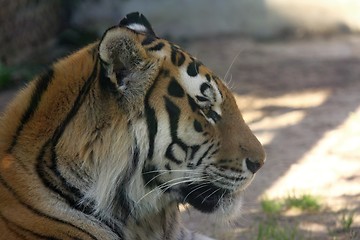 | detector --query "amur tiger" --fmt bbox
[0,12,265,240]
